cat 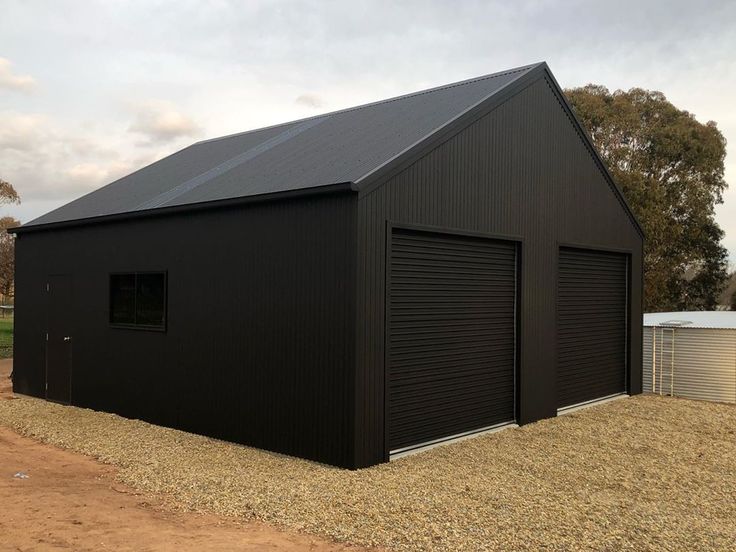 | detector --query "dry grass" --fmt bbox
[1,394,734,551]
